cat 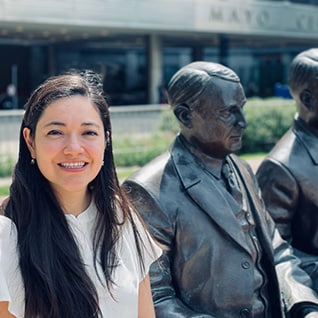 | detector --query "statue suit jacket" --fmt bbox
[123,135,318,318]
[257,116,318,286]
